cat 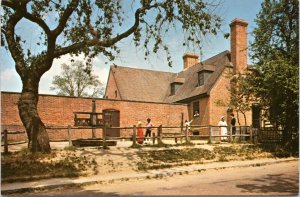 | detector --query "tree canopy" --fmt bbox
[246,0,299,146]
[50,61,104,97]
